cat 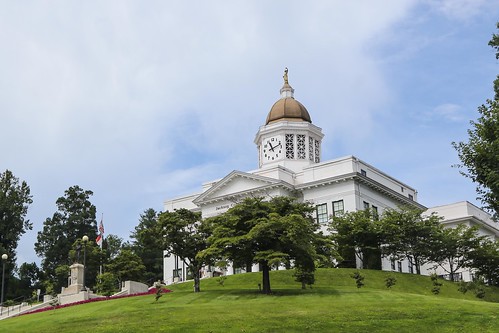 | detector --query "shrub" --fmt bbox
[351,271,365,288]
[385,276,397,289]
